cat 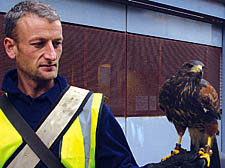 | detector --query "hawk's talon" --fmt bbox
[172,149,180,155]
[162,142,183,161]
[199,147,212,167]
[162,149,180,161]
